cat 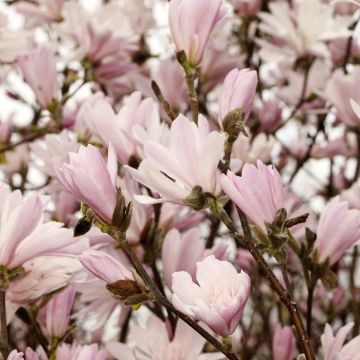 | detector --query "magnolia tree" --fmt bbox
[1,0,360,359]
